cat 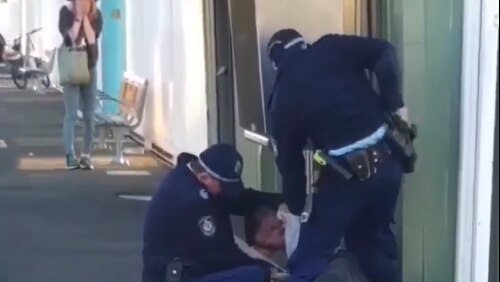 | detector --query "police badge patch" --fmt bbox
[198,216,216,237]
